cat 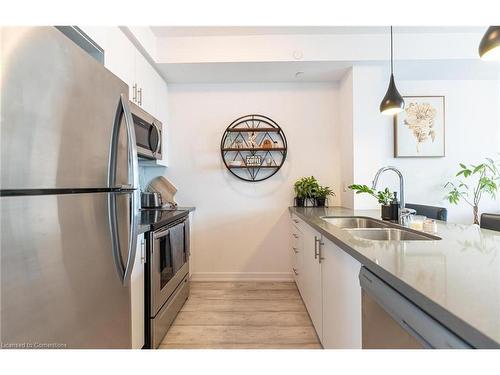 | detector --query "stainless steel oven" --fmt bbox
[146,215,190,348]
[129,101,162,160]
